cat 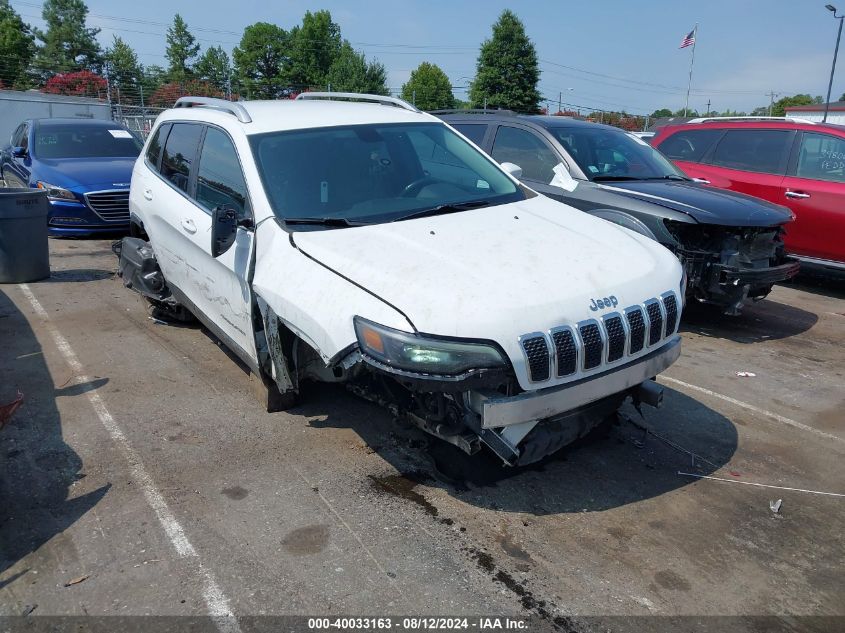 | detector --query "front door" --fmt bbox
[489,124,570,201]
